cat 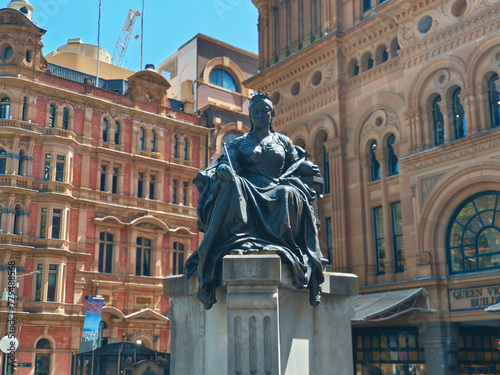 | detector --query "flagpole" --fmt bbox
[96,0,102,87]
[141,0,144,70]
